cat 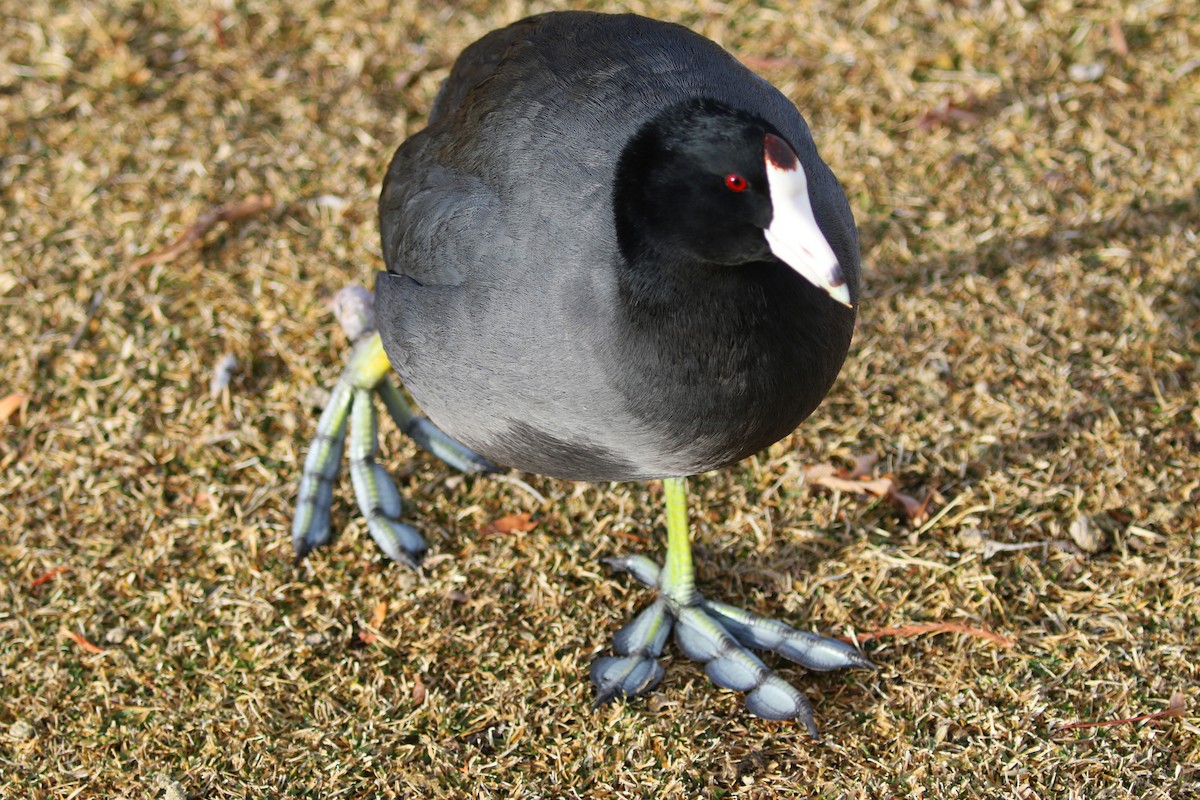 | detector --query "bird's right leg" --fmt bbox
[291,286,496,567]
[591,477,872,737]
